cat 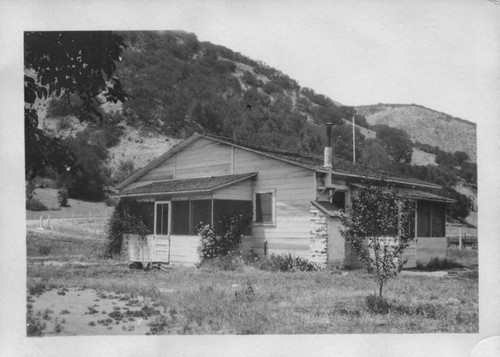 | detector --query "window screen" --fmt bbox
[136,202,155,234]
[255,192,273,223]
[417,201,445,237]
[431,202,445,237]
[171,201,190,235]
[417,201,431,237]
[191,200,212,233]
